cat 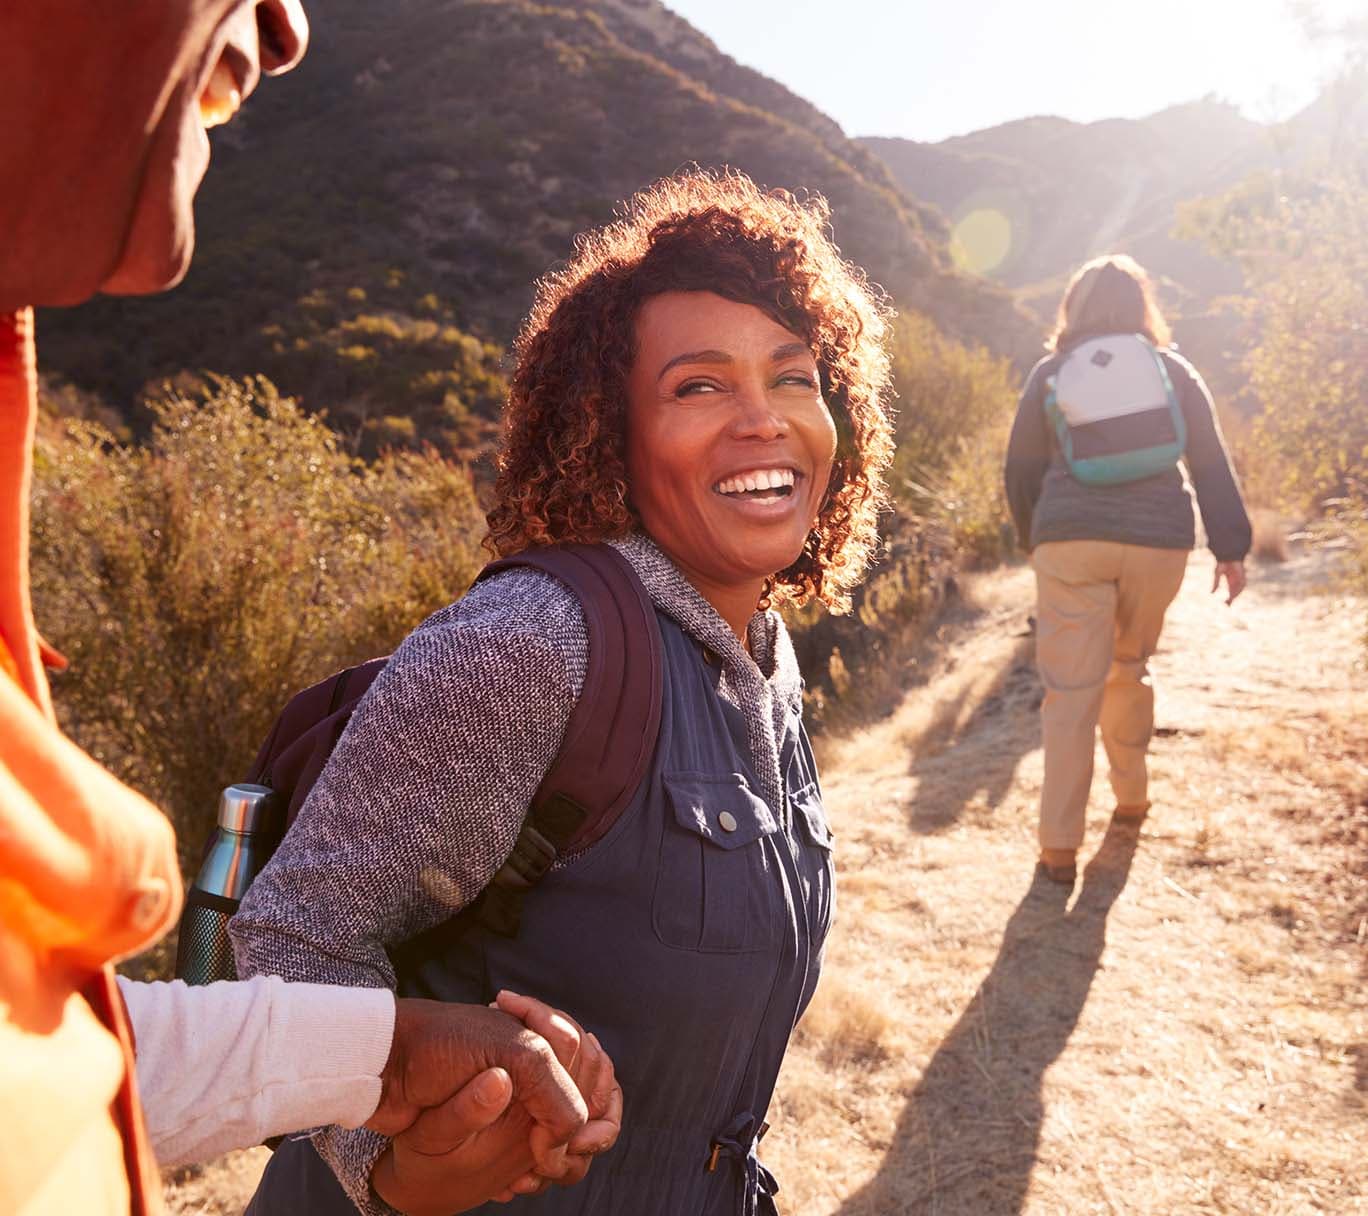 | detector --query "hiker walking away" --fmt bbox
[0,3,617,1212]
[231,169,895,1216]
[1003,254,1251,887]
